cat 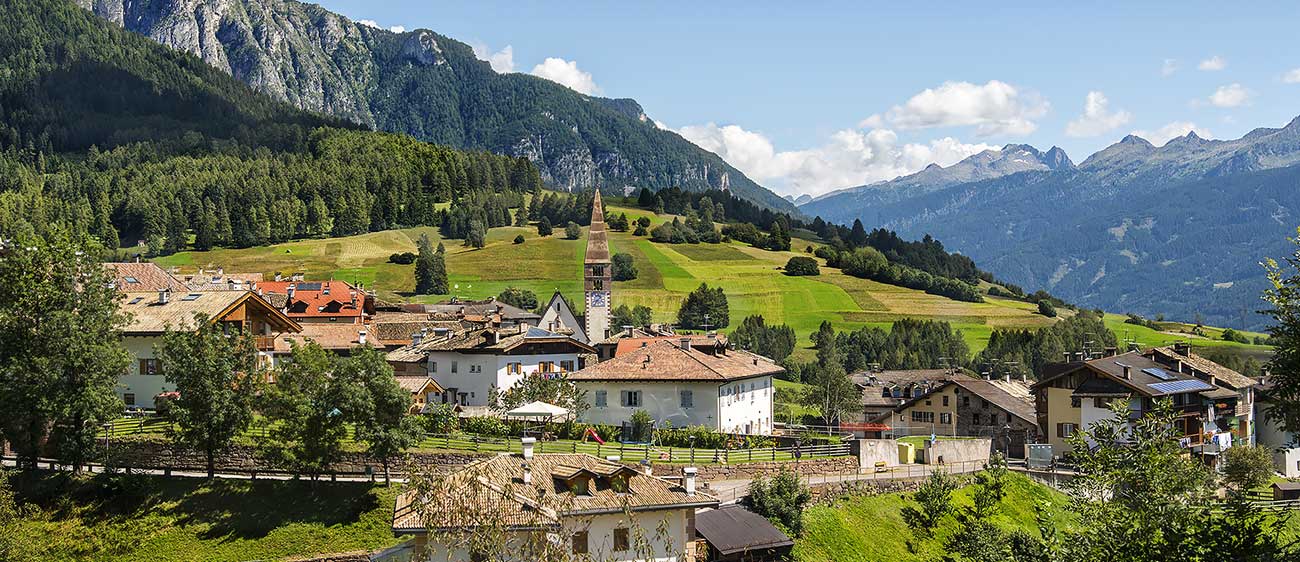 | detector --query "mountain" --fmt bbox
[75,0,796,213]
[799,119,1300,330]
[802,143,1075,223]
